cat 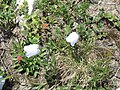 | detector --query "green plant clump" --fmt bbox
[0,0,117,89]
